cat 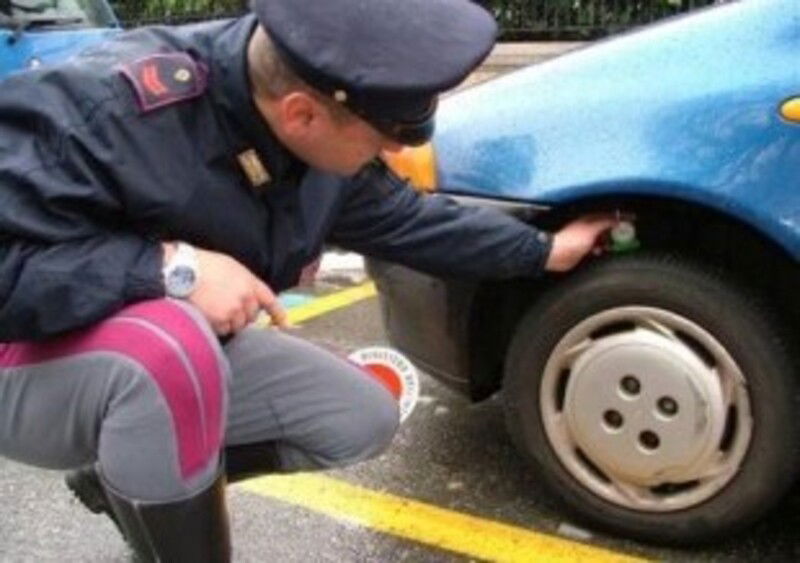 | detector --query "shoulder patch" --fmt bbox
[119,53,208,113]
